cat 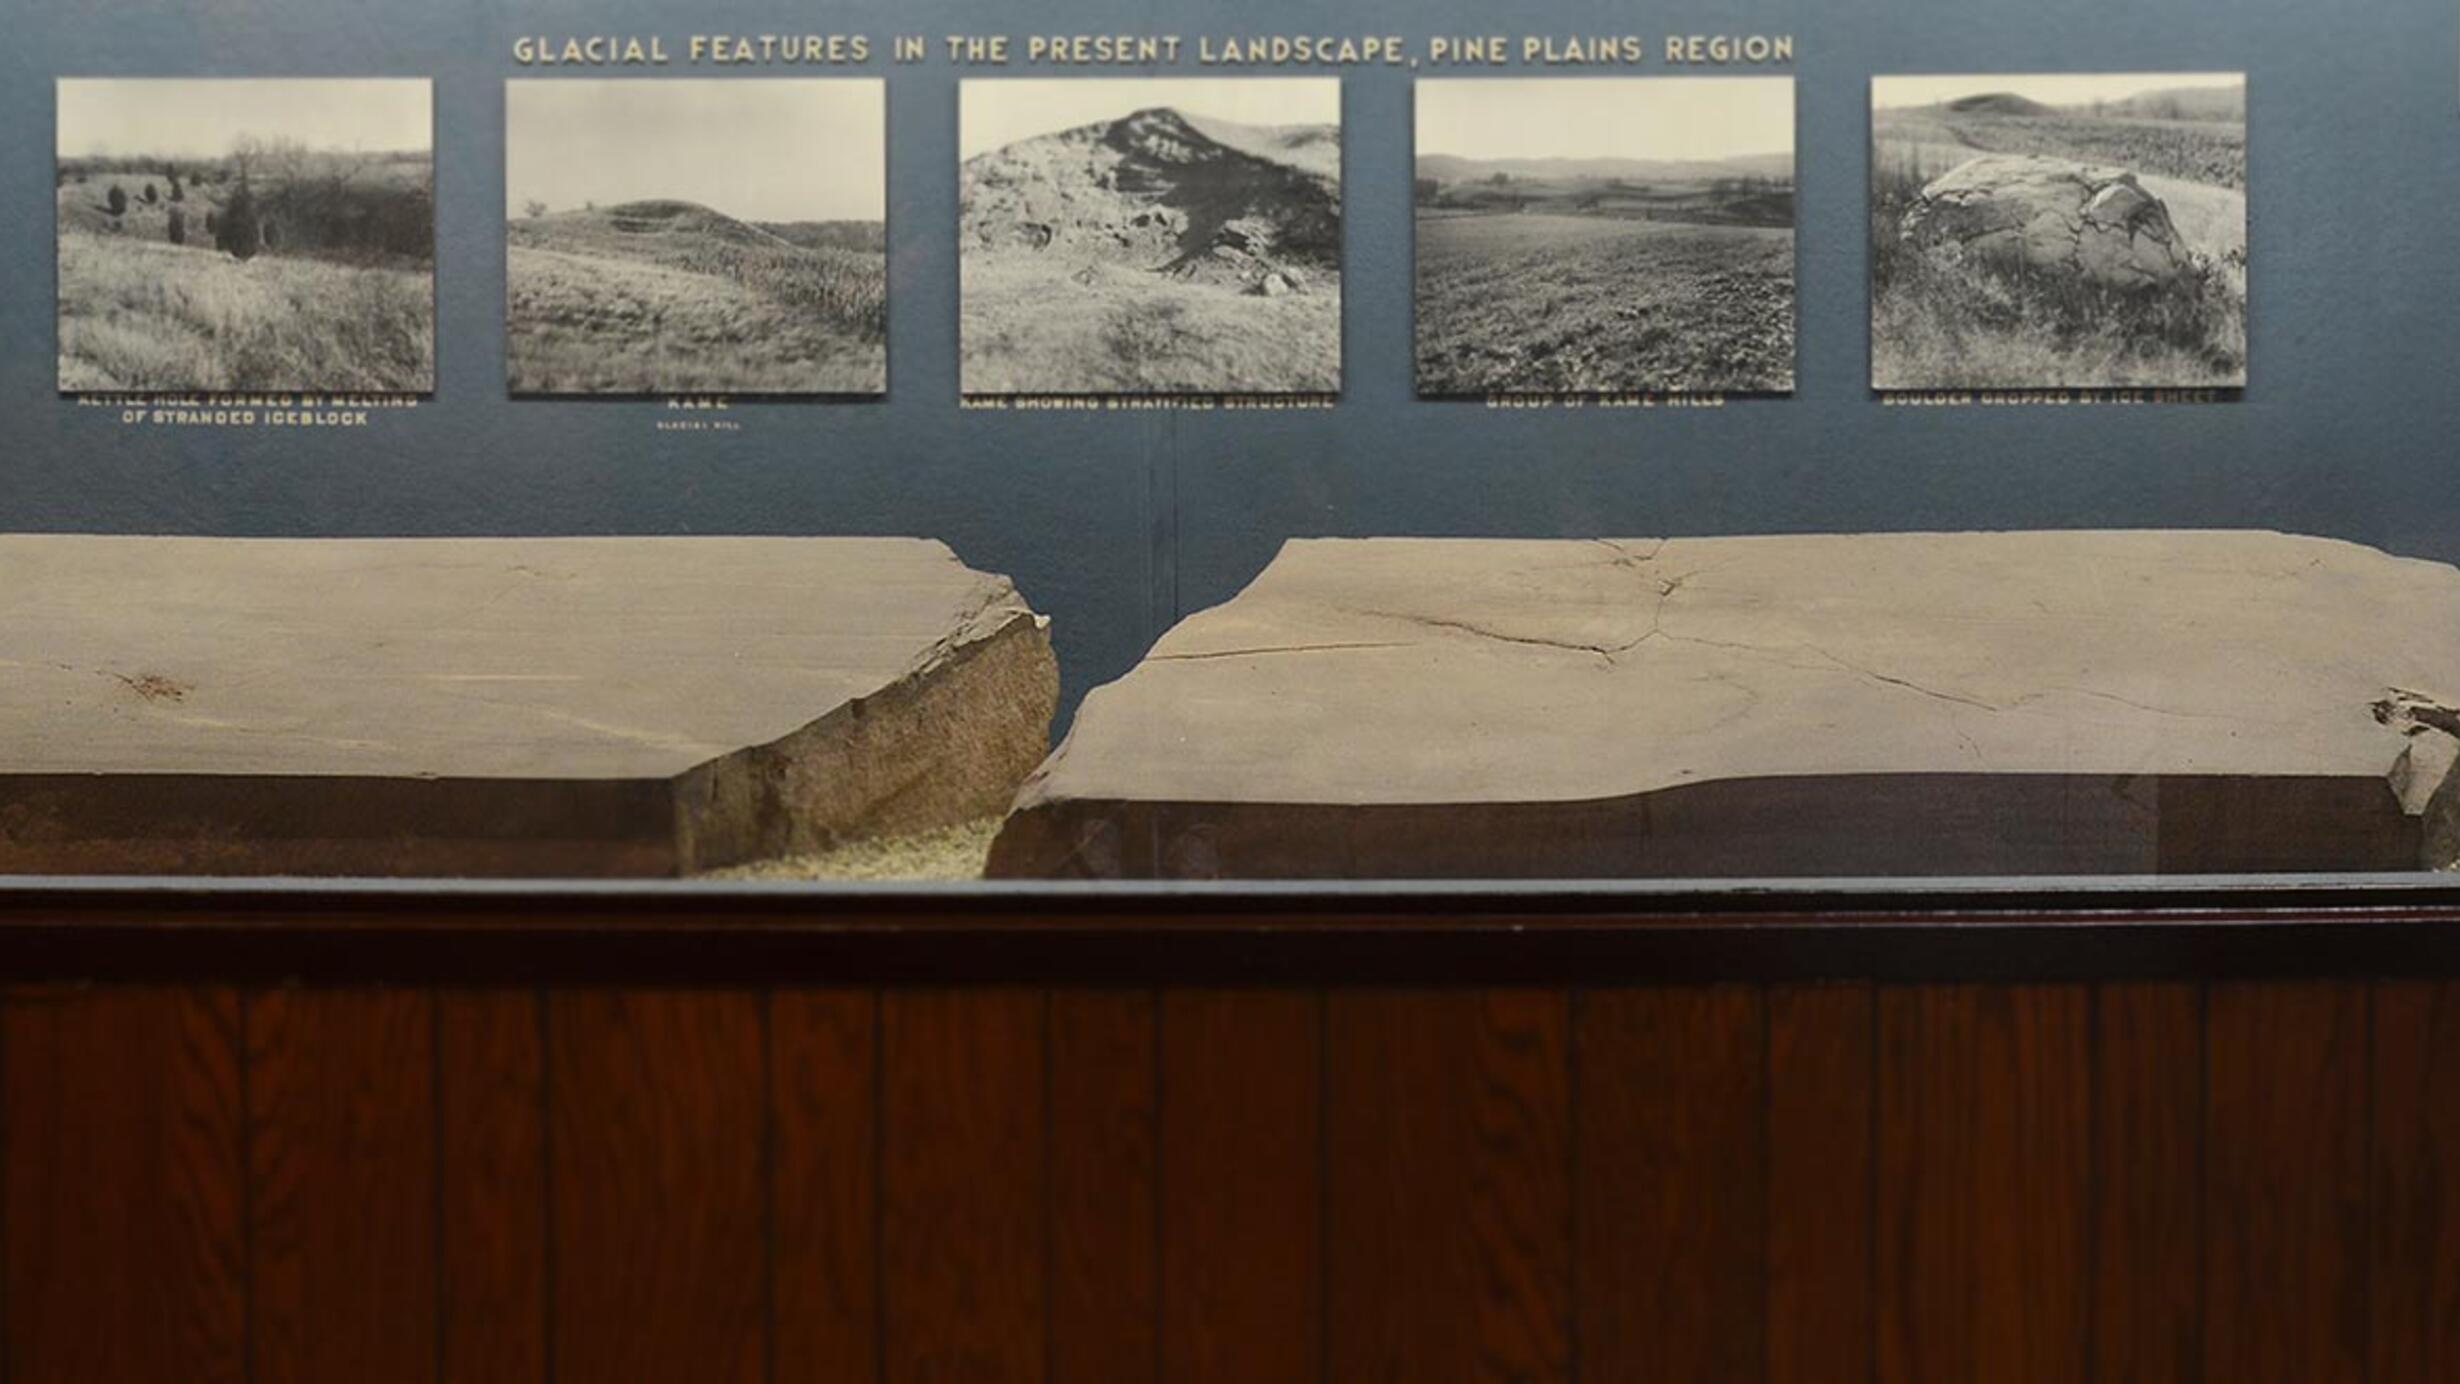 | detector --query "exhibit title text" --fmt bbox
[510,33,1795,68]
